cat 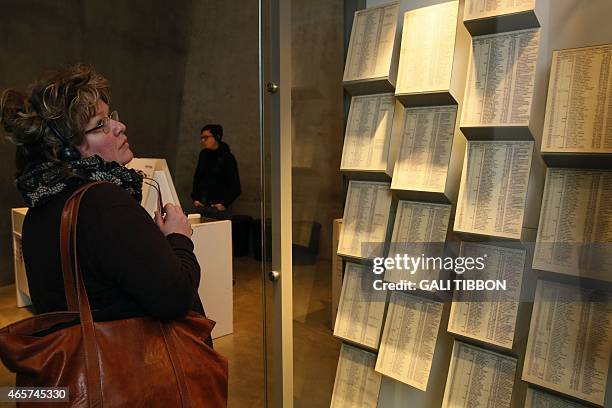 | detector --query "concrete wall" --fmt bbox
[174,1,261,218]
